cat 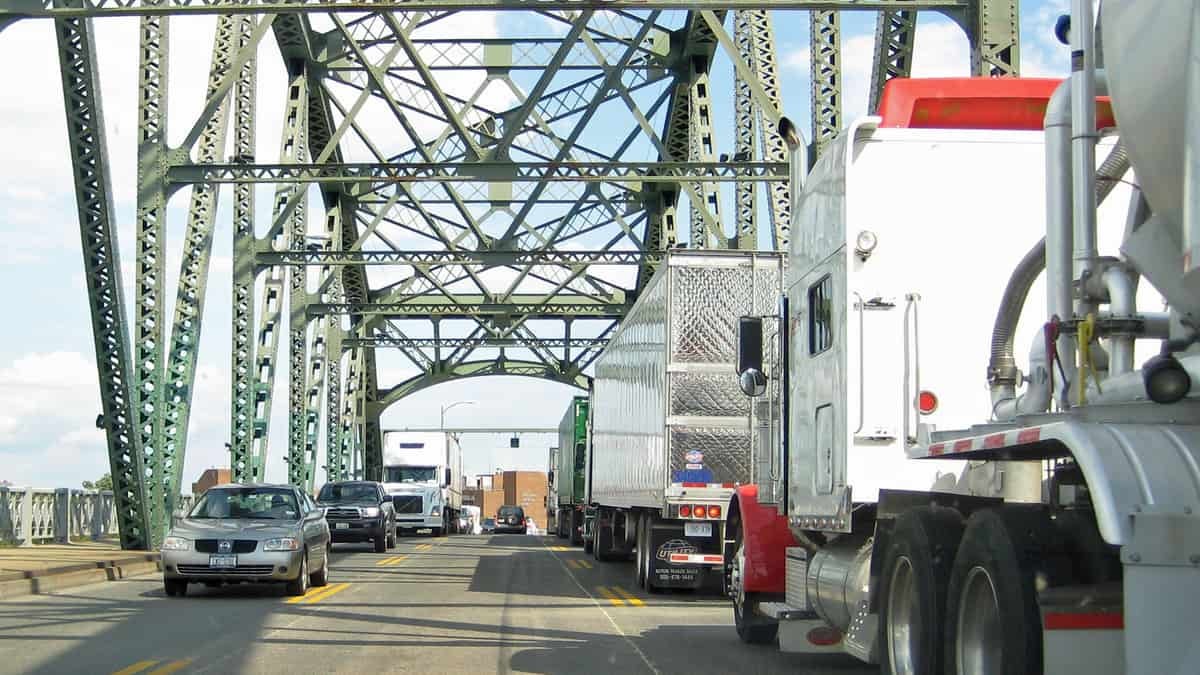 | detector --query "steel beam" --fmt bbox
[309,297,630,318]
[969,0,1018,77]
[345,336,611,349]
[5,0,971,16]
[868,2,917,113]
[257,250,655,266]
[162,14,236,524]
[361,346,381,482]
[229,14,258,483]
[285,64,312,490]
[54,9,152,550]
[809,10,841,159]
[733,10,757,250]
